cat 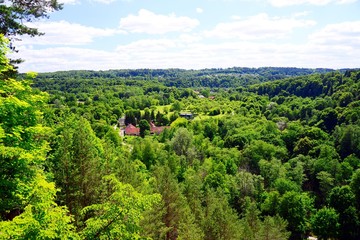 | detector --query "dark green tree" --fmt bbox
[335,125,360,159]
[311,207,339,240]
[125,109,138,126]
[143,108,151,121]
[1,0,62,38]
[328,186,360,239]
[318,108,338,132]
[142,139,156,168]
[293,137,313,156]
[51,117,104,224]
[328,185,355,214]
[202,189,242,240]
[278,191,313,238]
[240,199,290,240]
[1,0,62,74]
[171,100,181,112]
[144,166,203,240]
[139,119,150,138]
[350,169,360,209]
